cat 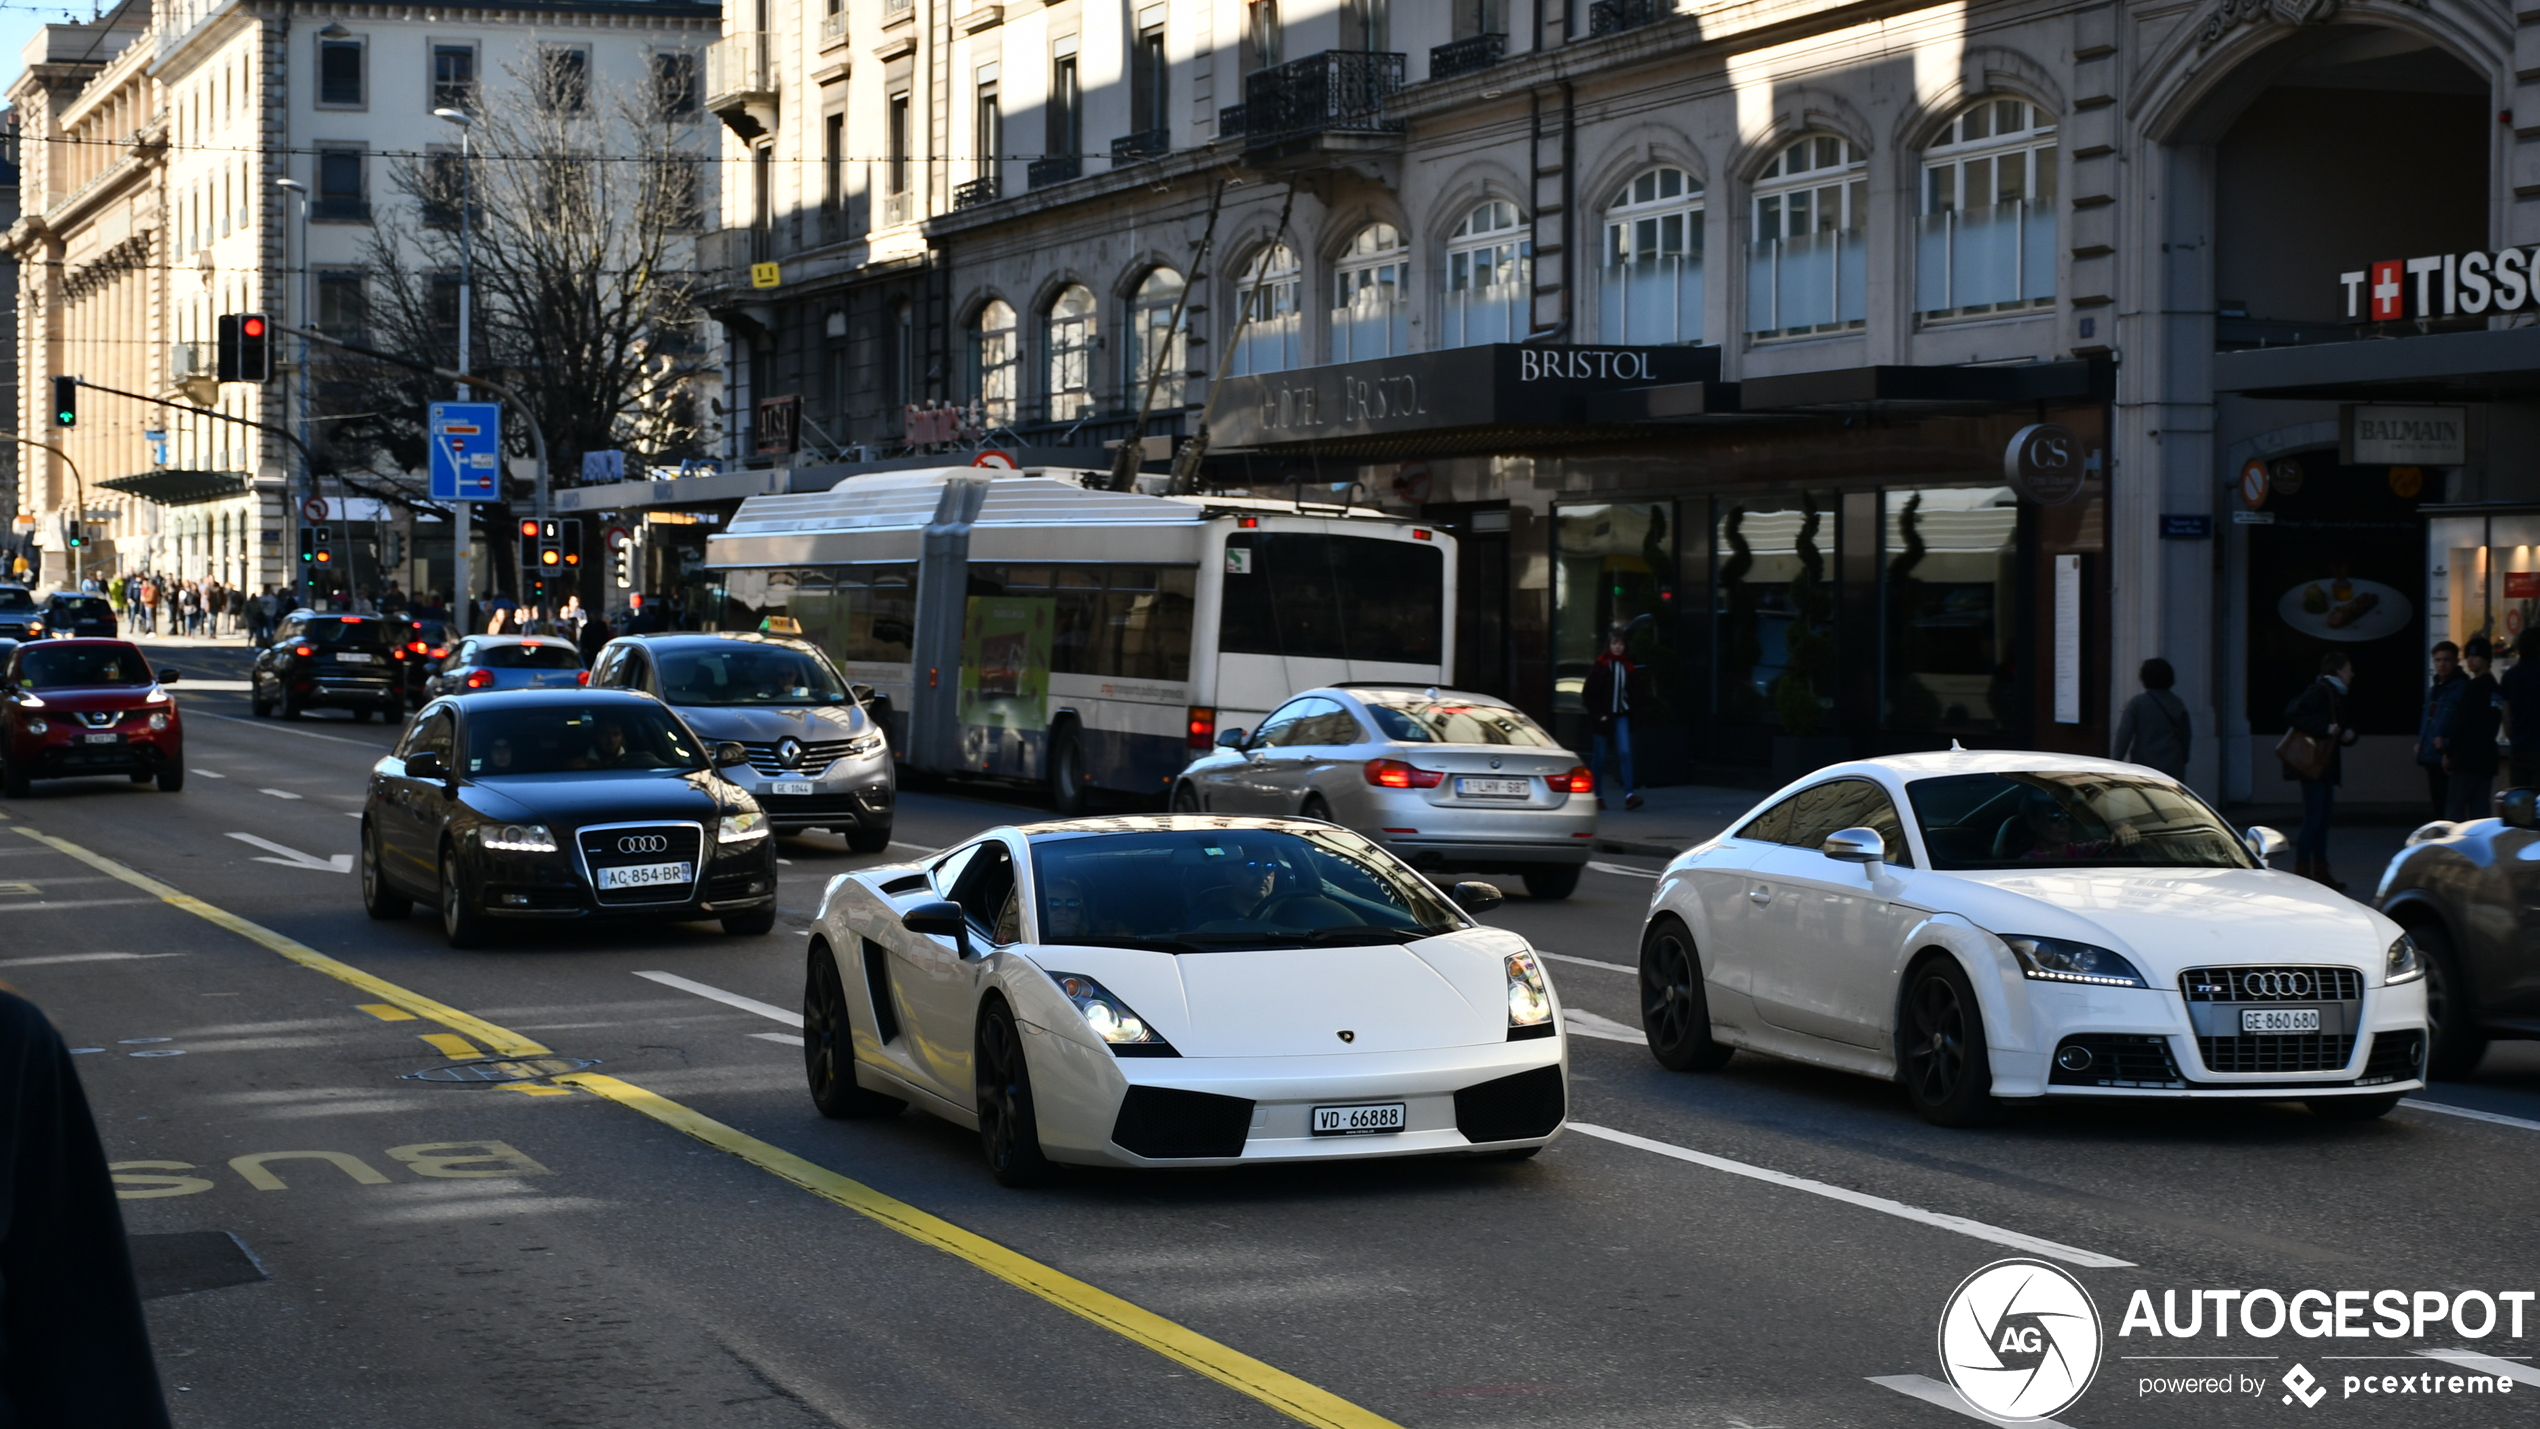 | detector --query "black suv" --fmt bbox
[251,611,405,721]
[39,592,116,639]
[0,587,36,641]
